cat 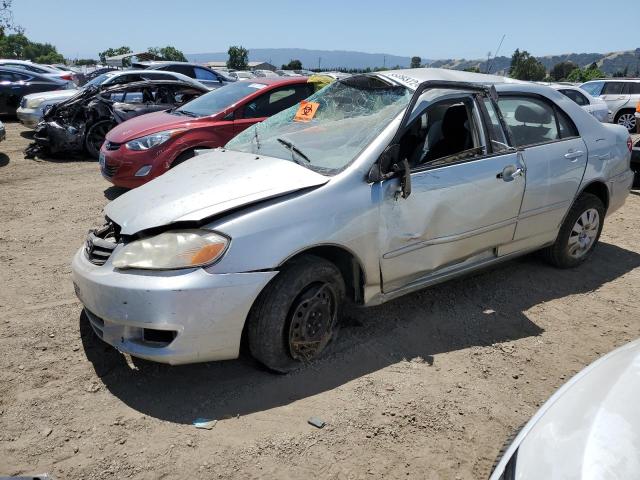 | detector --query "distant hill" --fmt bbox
[188,47,640,76]
[187,48,427,70]
[429,49,640,76]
